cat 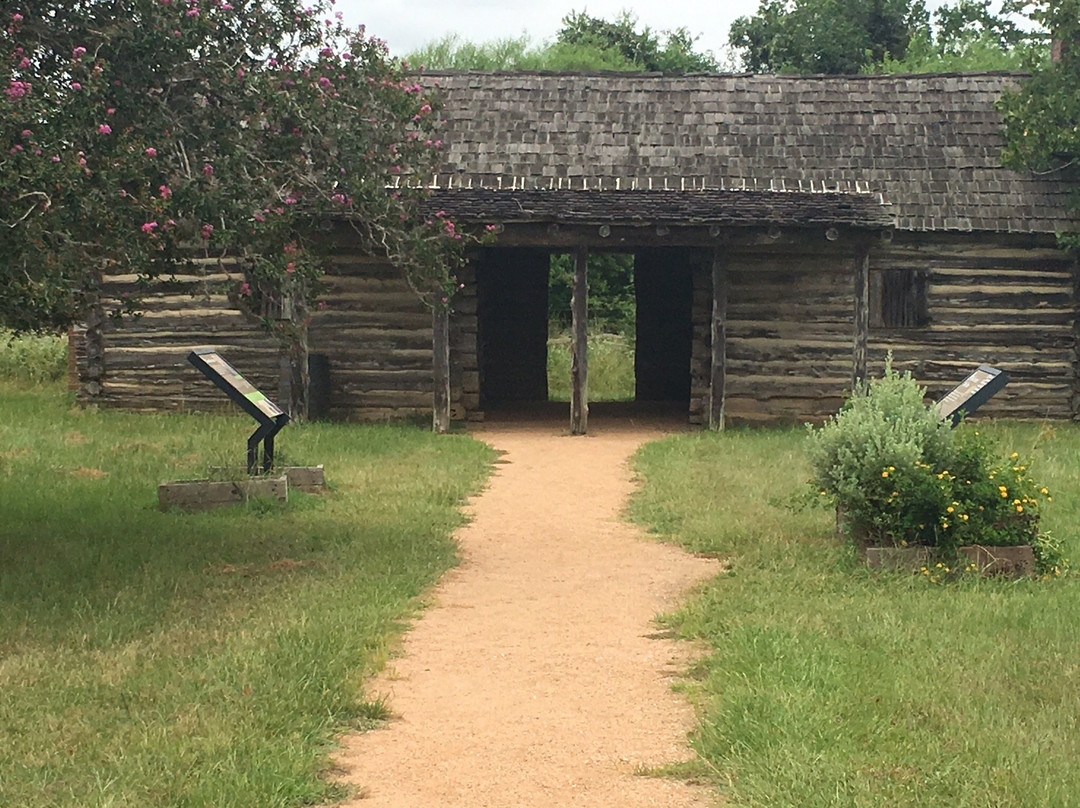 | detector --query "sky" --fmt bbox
[332,1,762,61]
